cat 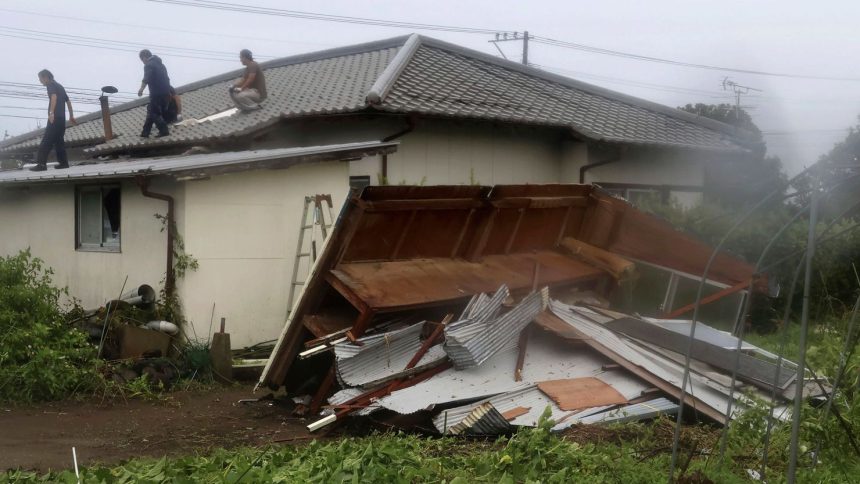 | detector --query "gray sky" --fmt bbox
[2,0,858,174]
